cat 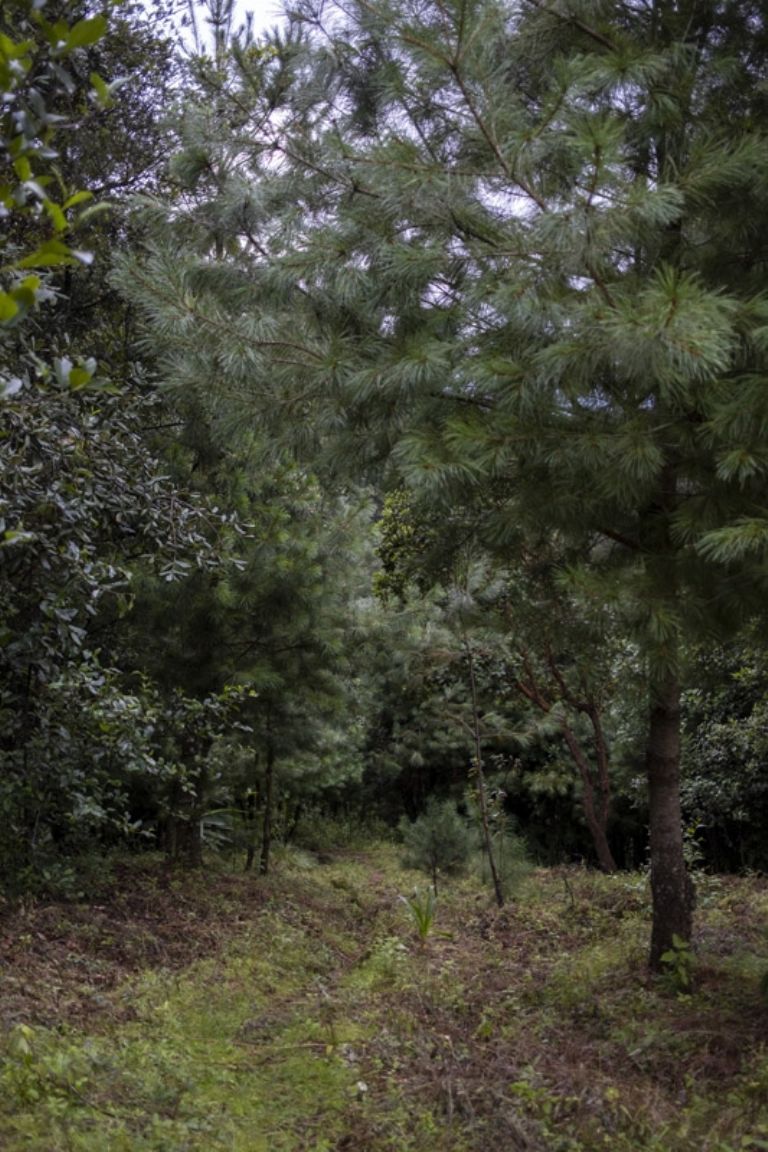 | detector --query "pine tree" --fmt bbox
[117,0,768,966]
[126,412,378,874]
[400,798,474,893]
